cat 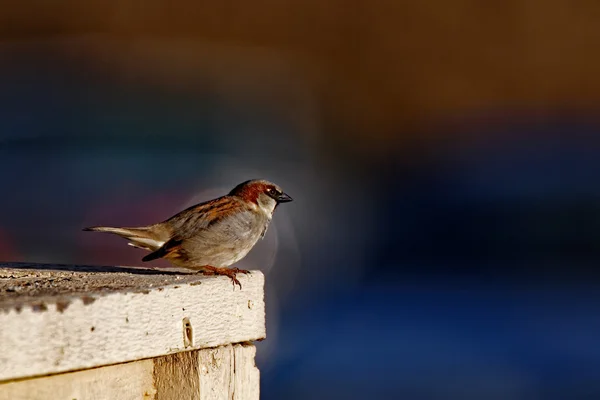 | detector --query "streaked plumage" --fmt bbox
[84,179,292,288]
